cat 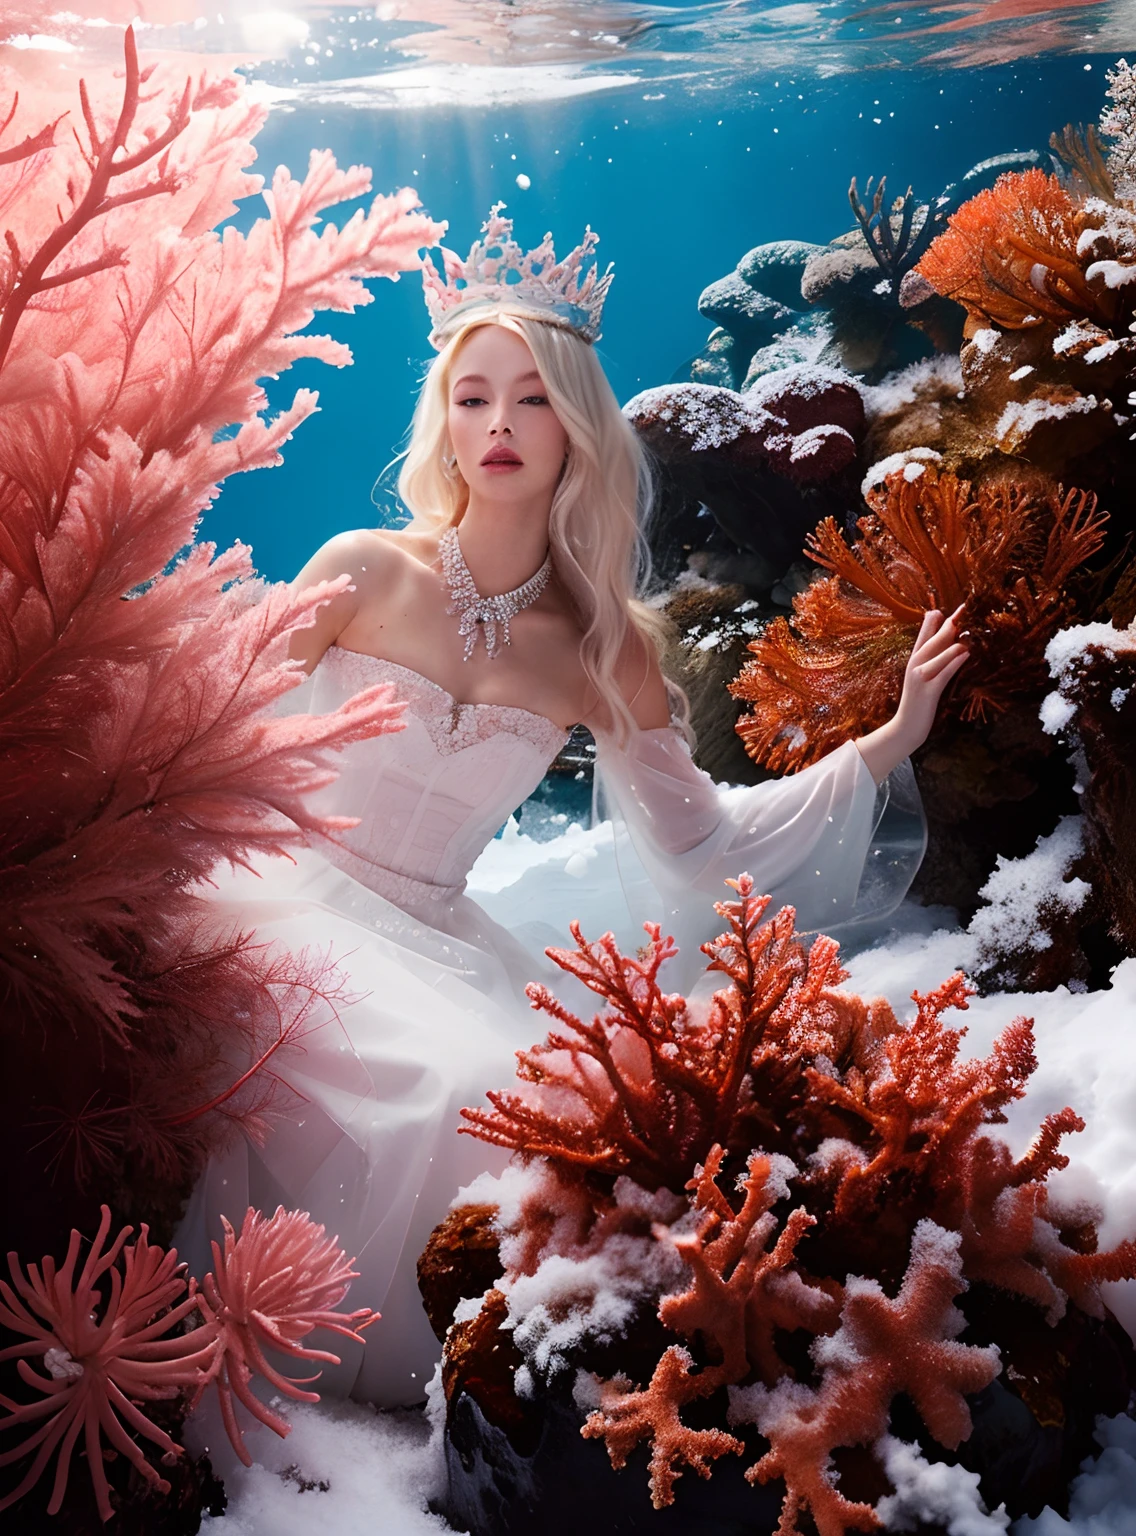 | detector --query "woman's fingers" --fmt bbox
[918,644,970,684]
